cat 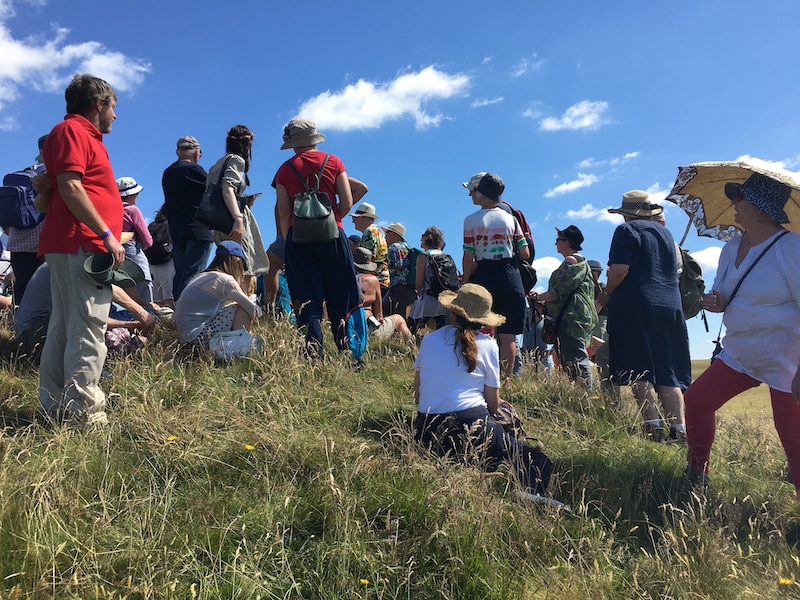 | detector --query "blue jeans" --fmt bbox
[172,239,213,300]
